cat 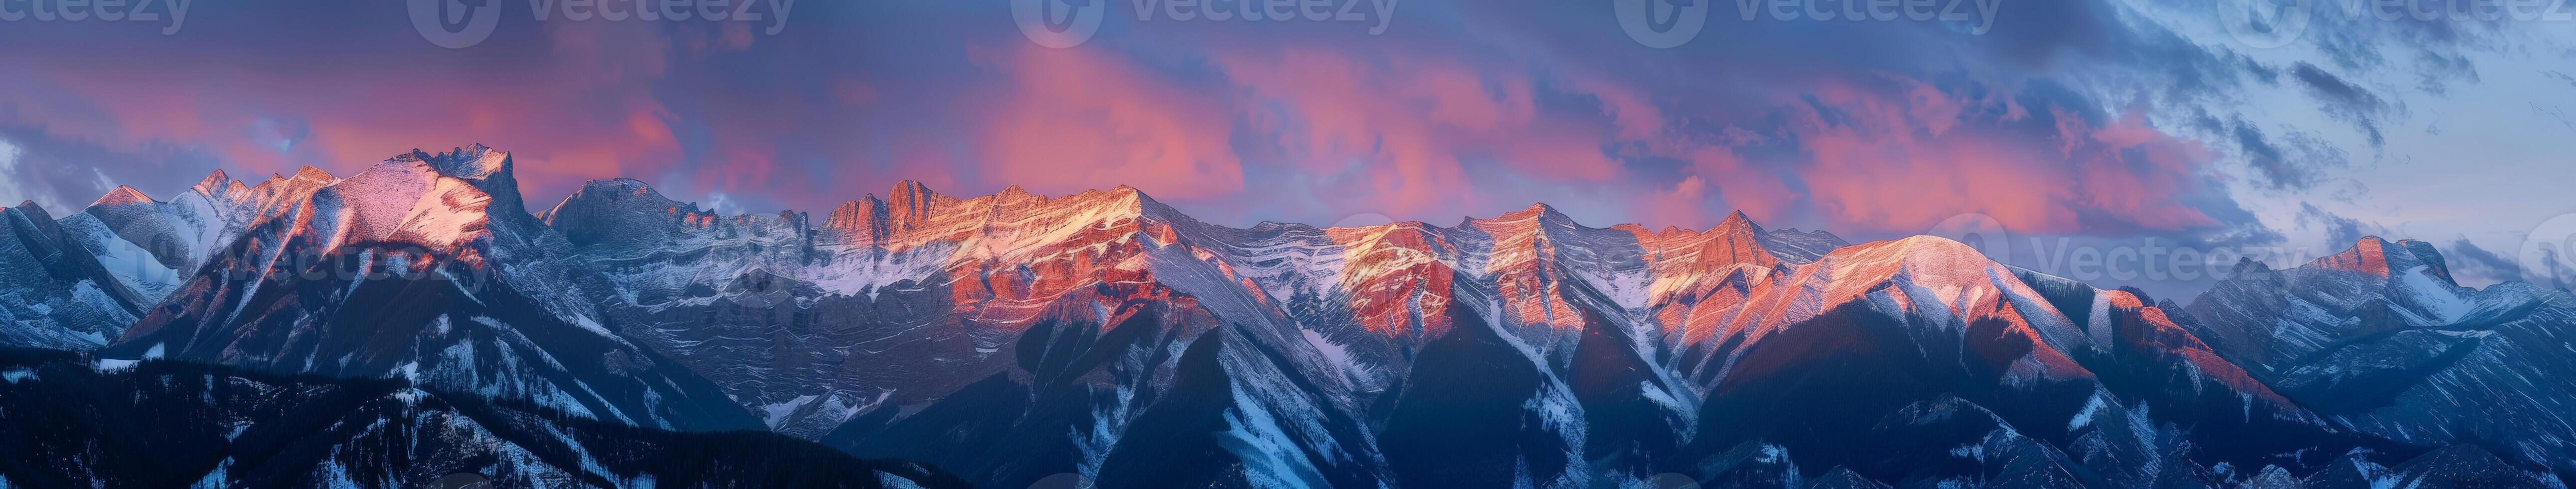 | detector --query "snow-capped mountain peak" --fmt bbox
[402,144,511,181]
[822,194,891,245]
[1716,210,1762,233]
[312,159,503,253]
[885,179,944,232]
[89,146,755,433]
[287,165,335,183]
[91,186,155,208]
[1465,202,1577,235]
[223,166,340,226]
[2315,236,2400,277]
[398,144,541,224]
[1690,210,1783,268]
[189,169,233,197]
[542,178,702,249]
